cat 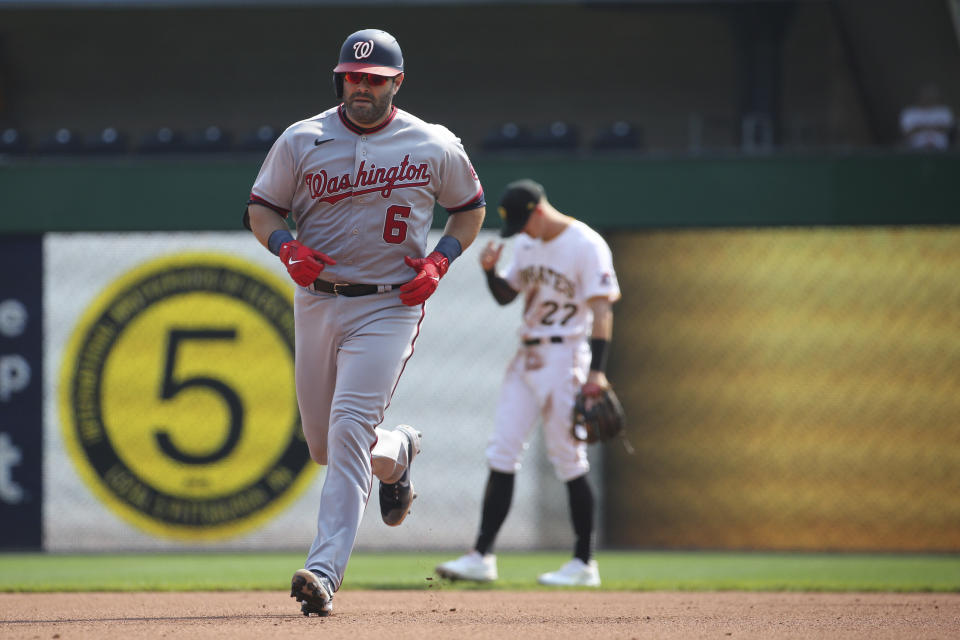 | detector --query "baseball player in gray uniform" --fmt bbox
[244,28,485,616]
[436,179,619,587]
